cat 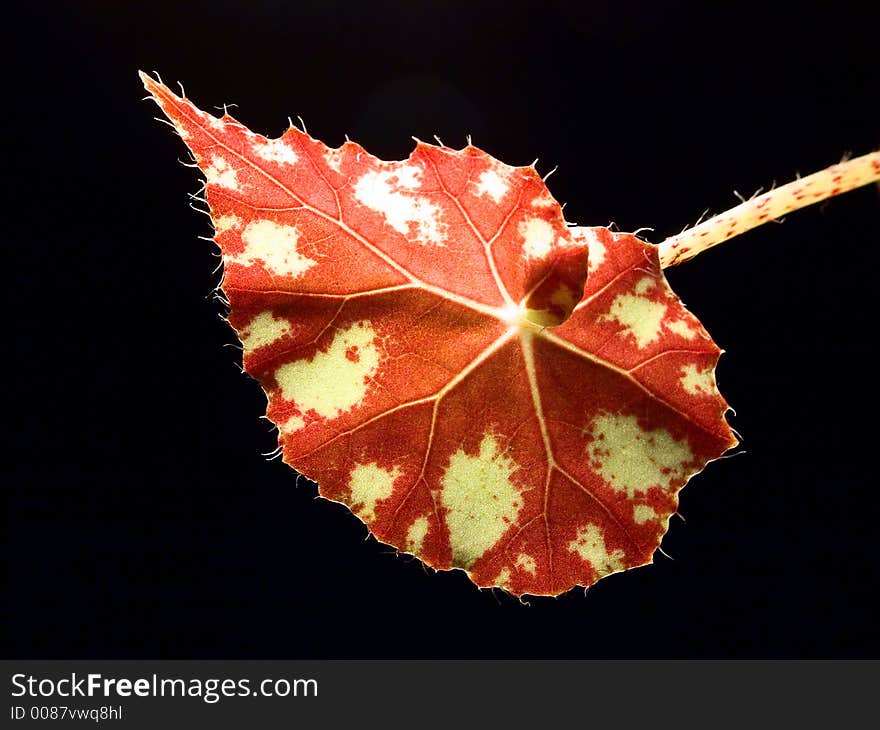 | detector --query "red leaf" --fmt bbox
[143,74,736,596]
